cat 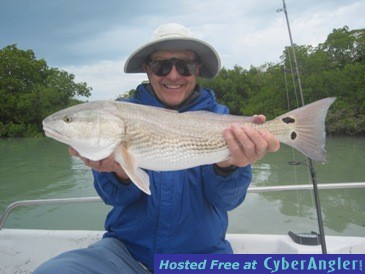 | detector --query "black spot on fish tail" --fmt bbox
[282,117,296,124]
[291,131,297,140]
